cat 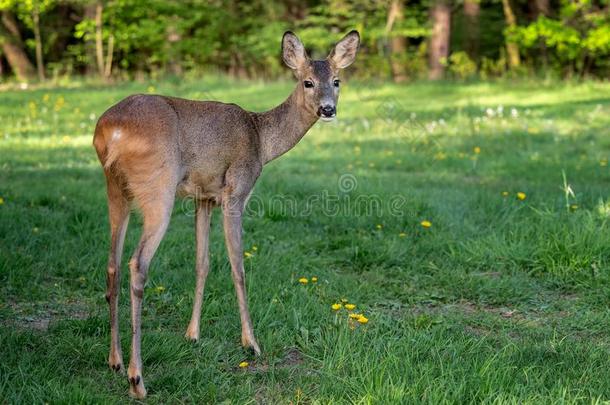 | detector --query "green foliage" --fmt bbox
[448,51,476,80]
[510,18,581,60]
[1,0,609,82]
[508,0,610,75]
[297,0,429,79]
[583,24,610,55]
[0,0,54,29]
[479,54,506,80]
